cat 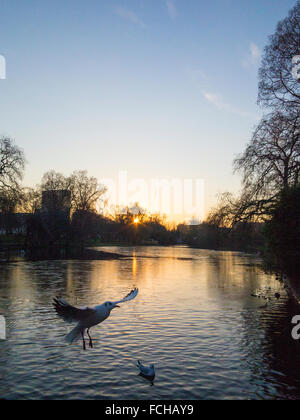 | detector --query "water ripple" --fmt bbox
[0,246,299,399]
